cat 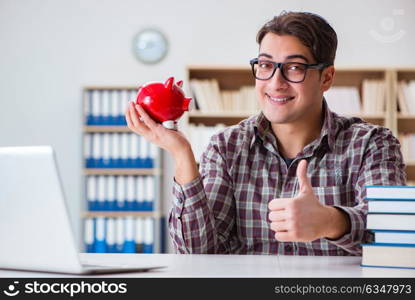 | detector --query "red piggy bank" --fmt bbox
[135,77,192,130]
